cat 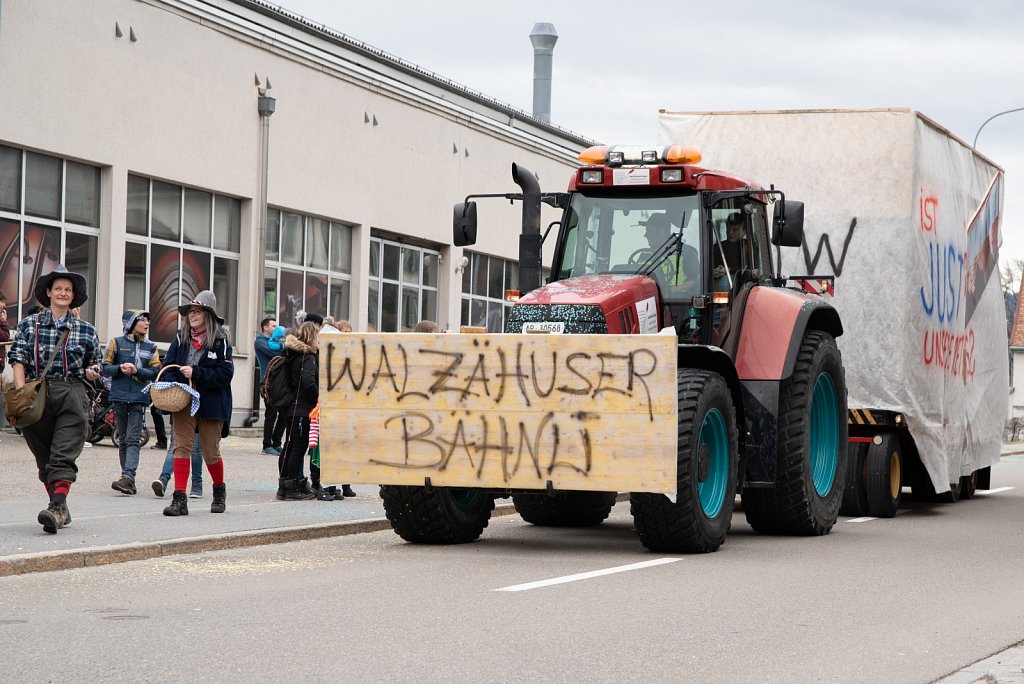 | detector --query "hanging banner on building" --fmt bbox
[318,332,679,493]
